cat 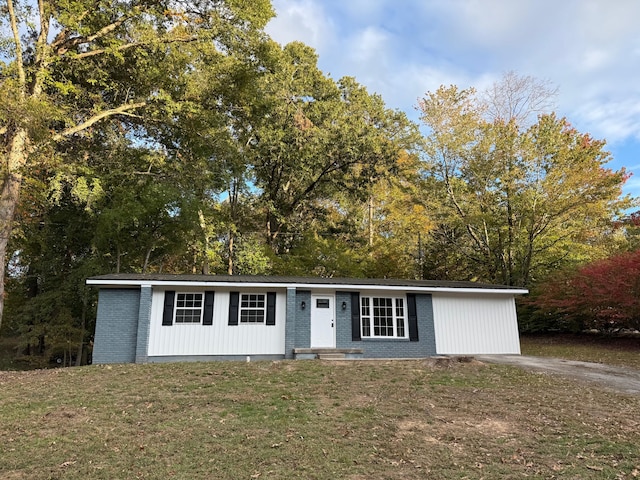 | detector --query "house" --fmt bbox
[87,274,528,364]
